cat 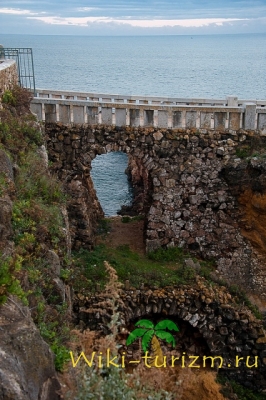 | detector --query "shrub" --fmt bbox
[2,90,16,106]
[0,255,27,305]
